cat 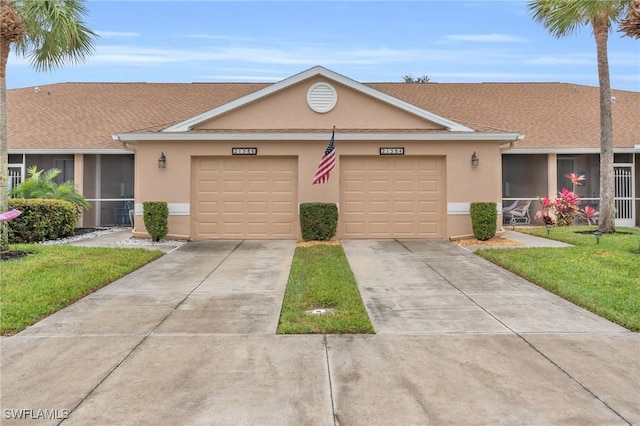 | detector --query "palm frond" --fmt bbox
[13,0,97,71]
[527,0,629,37]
